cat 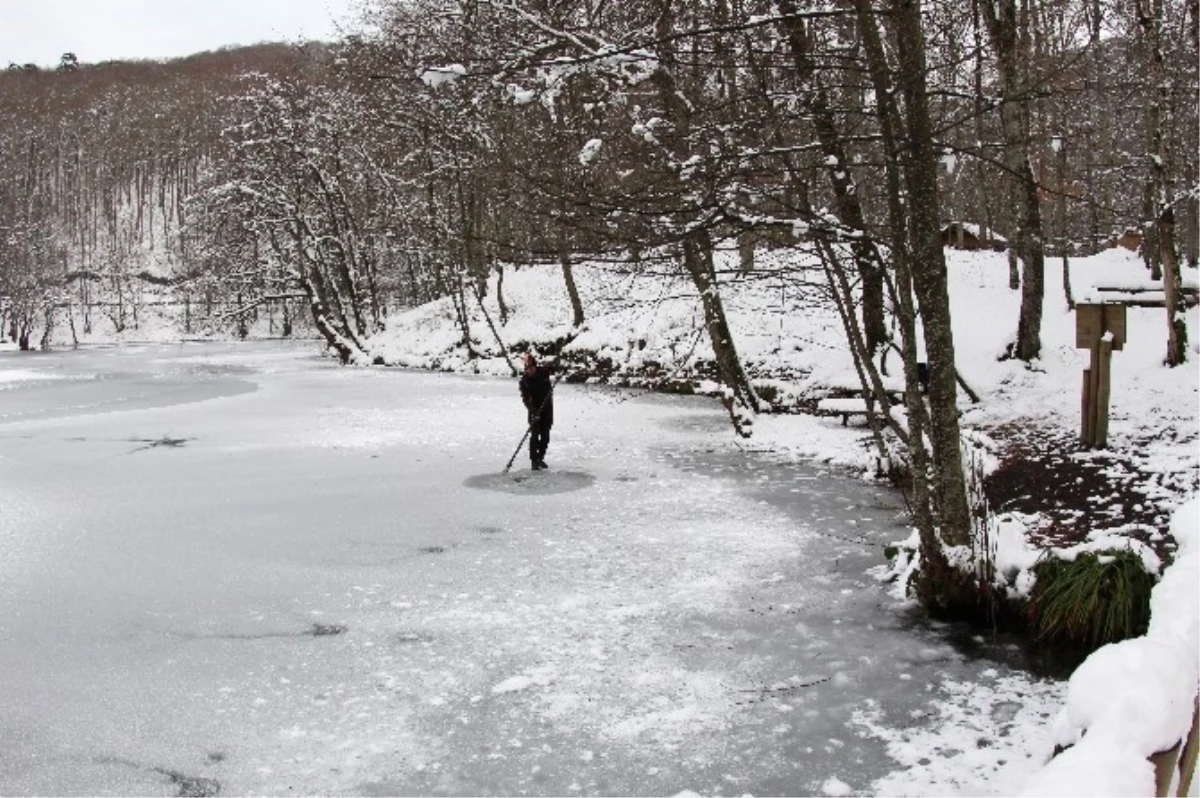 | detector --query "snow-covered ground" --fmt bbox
[8,246,1196,795]
[0,342,1068,796]
[370,247,1199,580]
